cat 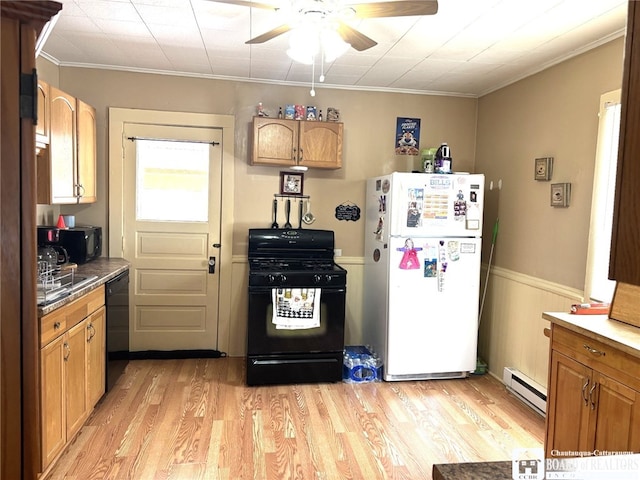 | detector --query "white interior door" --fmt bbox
[123,123,223,351]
